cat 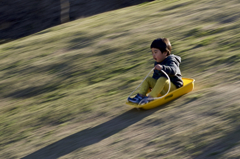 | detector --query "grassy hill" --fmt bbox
[1,0,240,158]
